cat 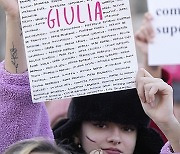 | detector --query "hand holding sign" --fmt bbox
[0,0,19,18]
